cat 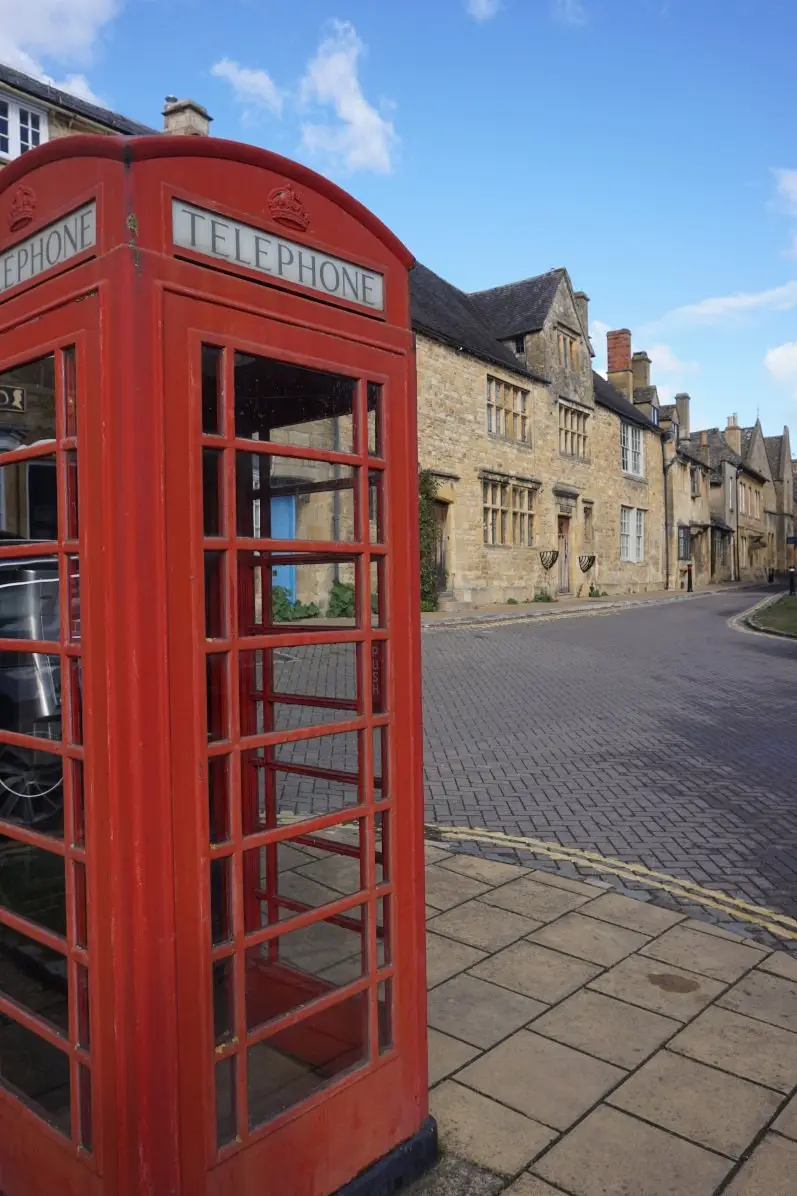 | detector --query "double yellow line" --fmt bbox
[430,824,797,943]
